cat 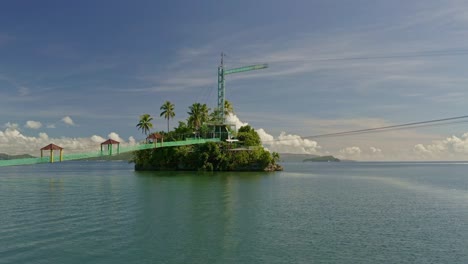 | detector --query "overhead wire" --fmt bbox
[261,115,468,143]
